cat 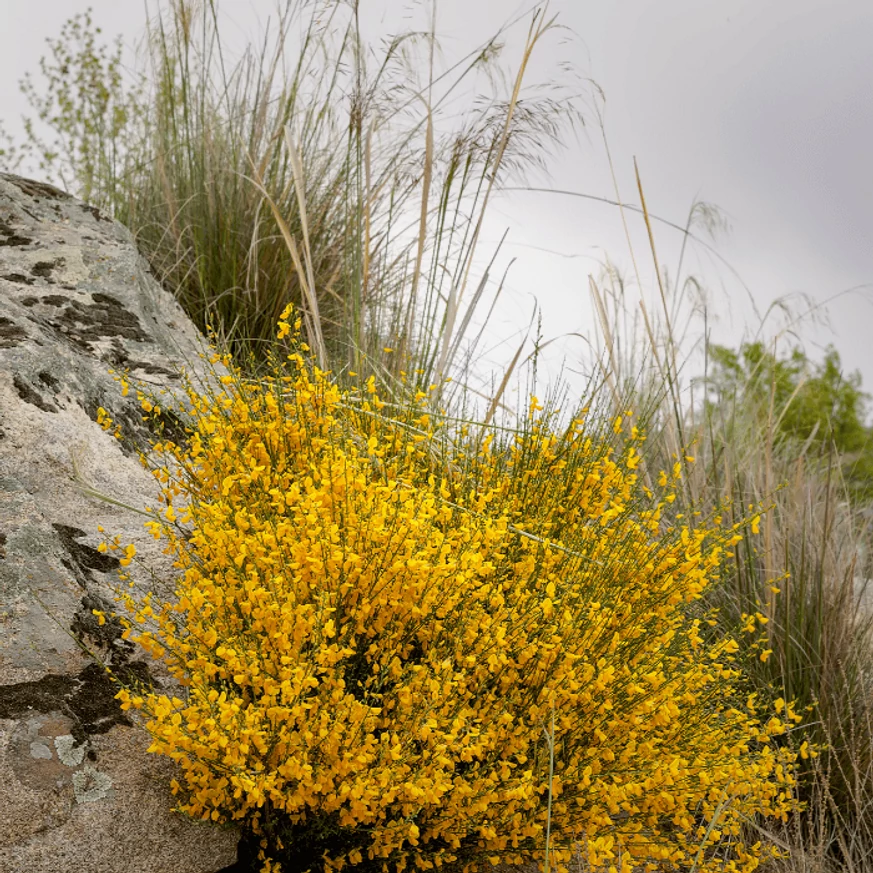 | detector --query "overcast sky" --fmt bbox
[2,0,871,400]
